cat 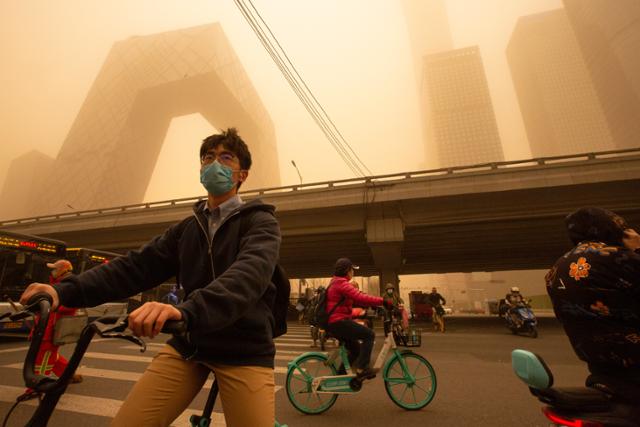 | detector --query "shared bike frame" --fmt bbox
[286,309,437,414]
